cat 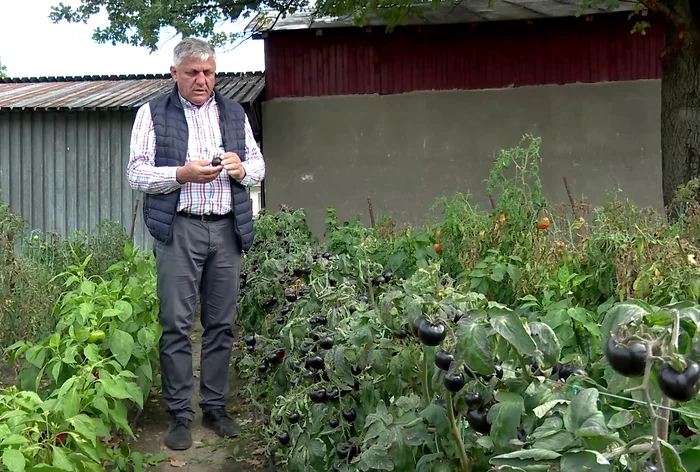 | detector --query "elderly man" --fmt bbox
[126,37,265,451]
